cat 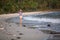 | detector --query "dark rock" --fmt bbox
[19,33,23,35]
[47,24,51,27]
[23,25,26,27]
[16,37,21,39]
